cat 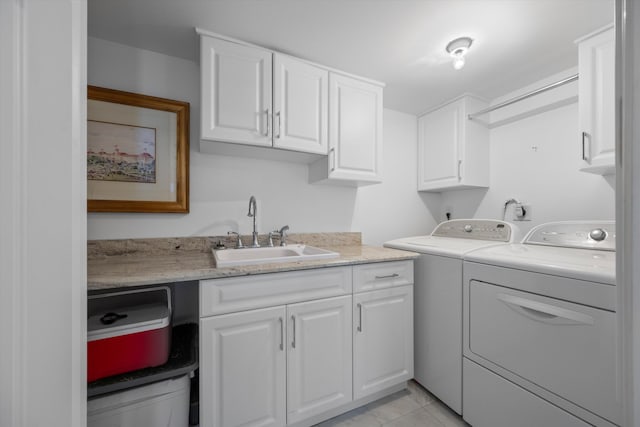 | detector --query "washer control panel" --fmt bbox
[432,219,514,242]
[524,221,616,251]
